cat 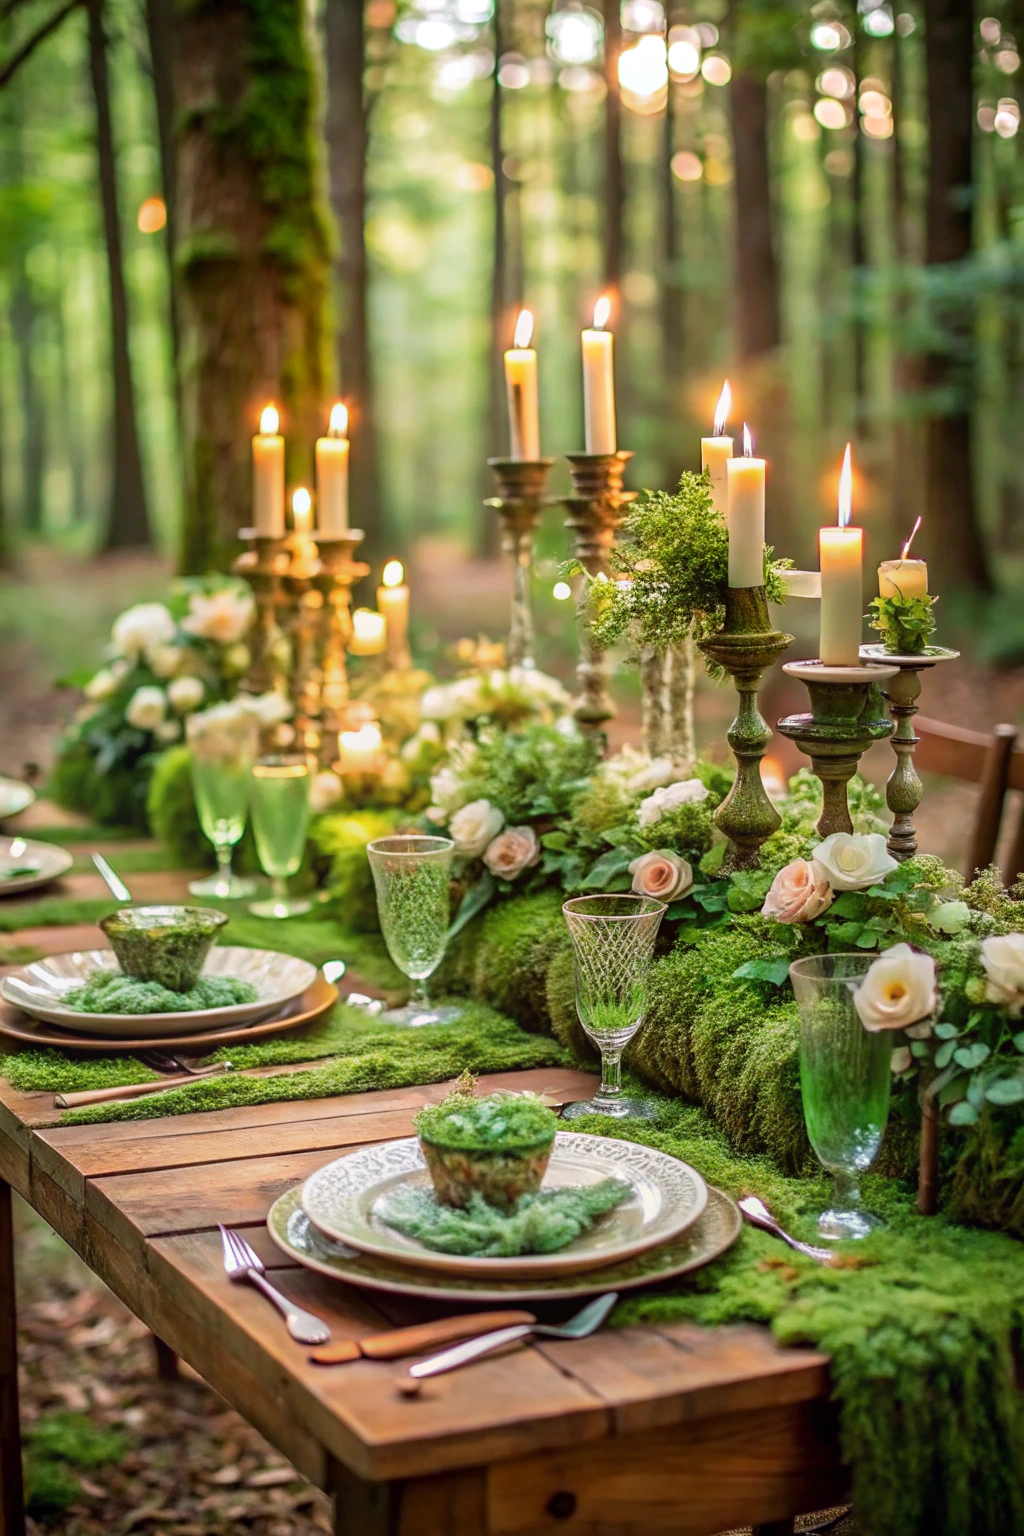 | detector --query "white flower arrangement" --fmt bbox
[636,777,709,828]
